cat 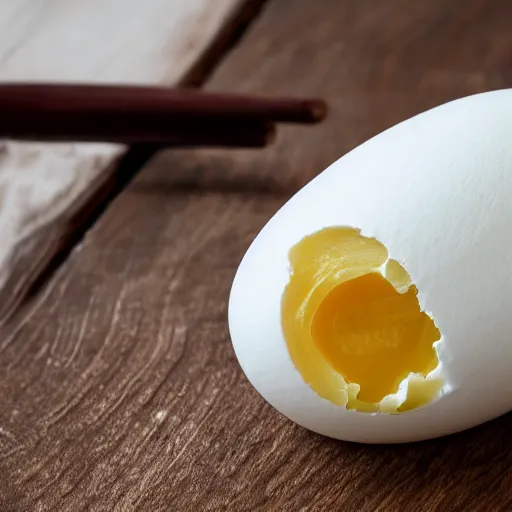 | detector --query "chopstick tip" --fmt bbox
[265,123,277,145]
[306,99,328,122]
